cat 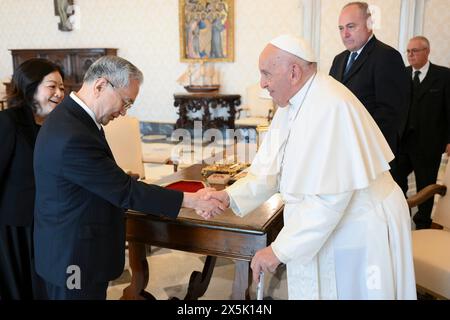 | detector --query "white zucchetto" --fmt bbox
[270,34,317,63]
